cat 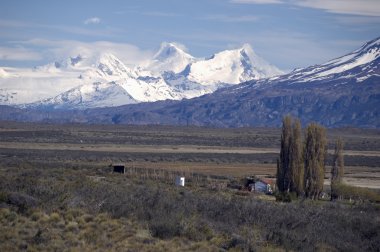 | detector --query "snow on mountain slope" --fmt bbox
[0,53,139,106]
[118,76,181,102]
[0,66,85,105]
[31,53,183,108]
[79,53,141,82]
[29,76,183,109]
[145,42,195,75]
[162,71,218,98]
[0,68,9,78]
[185,44,283,85]
[31,82,138,109]
[280,37,380,83]
[0,42,283,109]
